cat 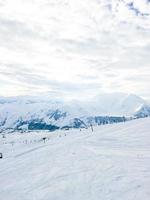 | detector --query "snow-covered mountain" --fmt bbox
[83,93,146,116]
[134,104,150,118]
[0,93,149,132]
